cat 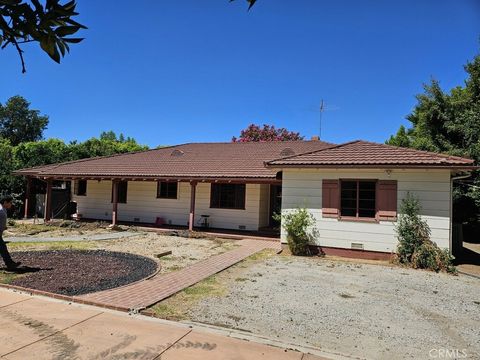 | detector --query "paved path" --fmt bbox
[0,288,329,360]
[78,239,281,311]
[5,231,139,243]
